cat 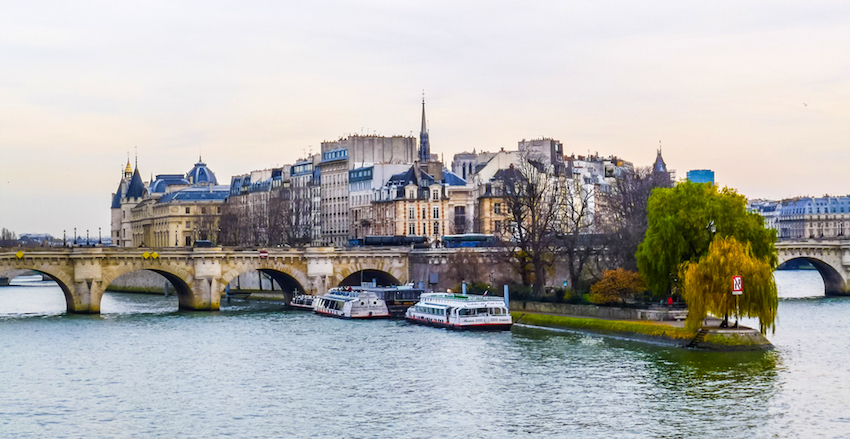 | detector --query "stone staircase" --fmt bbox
[686,328,710,348]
